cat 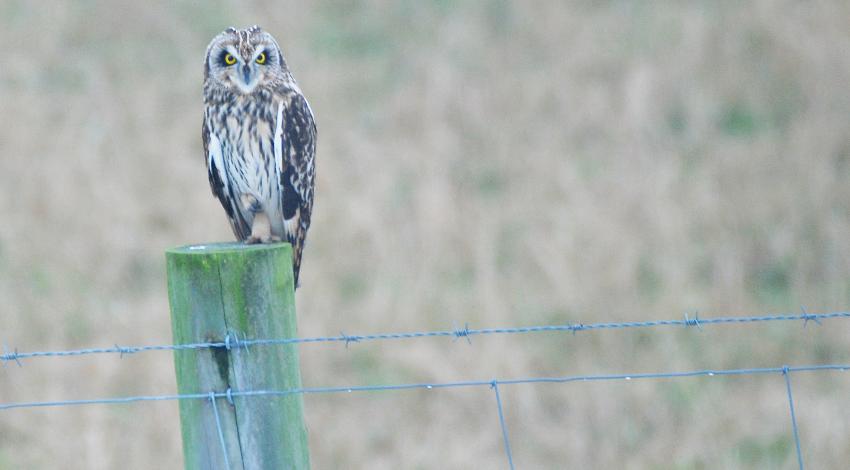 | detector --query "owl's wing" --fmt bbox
[203,115,251,240]
[277,92,316,286]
